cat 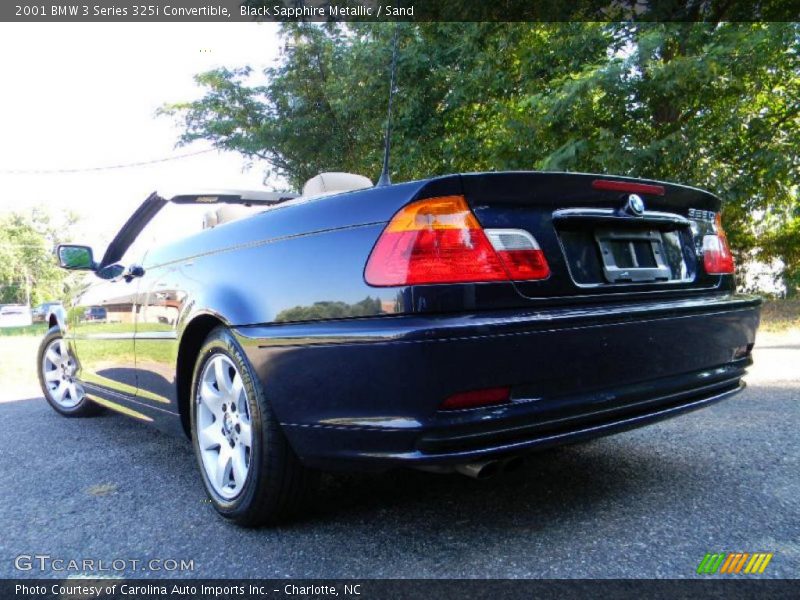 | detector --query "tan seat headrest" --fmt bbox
[302,172,373,197]
[203,211,219,229]
[203,205,261,229]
